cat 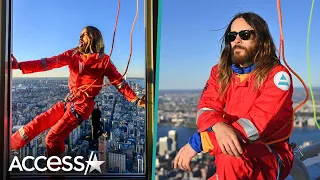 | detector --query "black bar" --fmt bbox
[2,0,159,179]
[0,0,12,180]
